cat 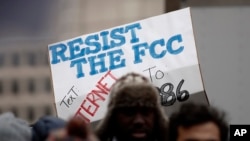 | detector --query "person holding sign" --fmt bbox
[95,72,169,141]
[168,102,229,141]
